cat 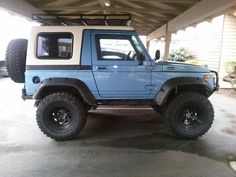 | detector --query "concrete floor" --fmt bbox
[0,77,236,177]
